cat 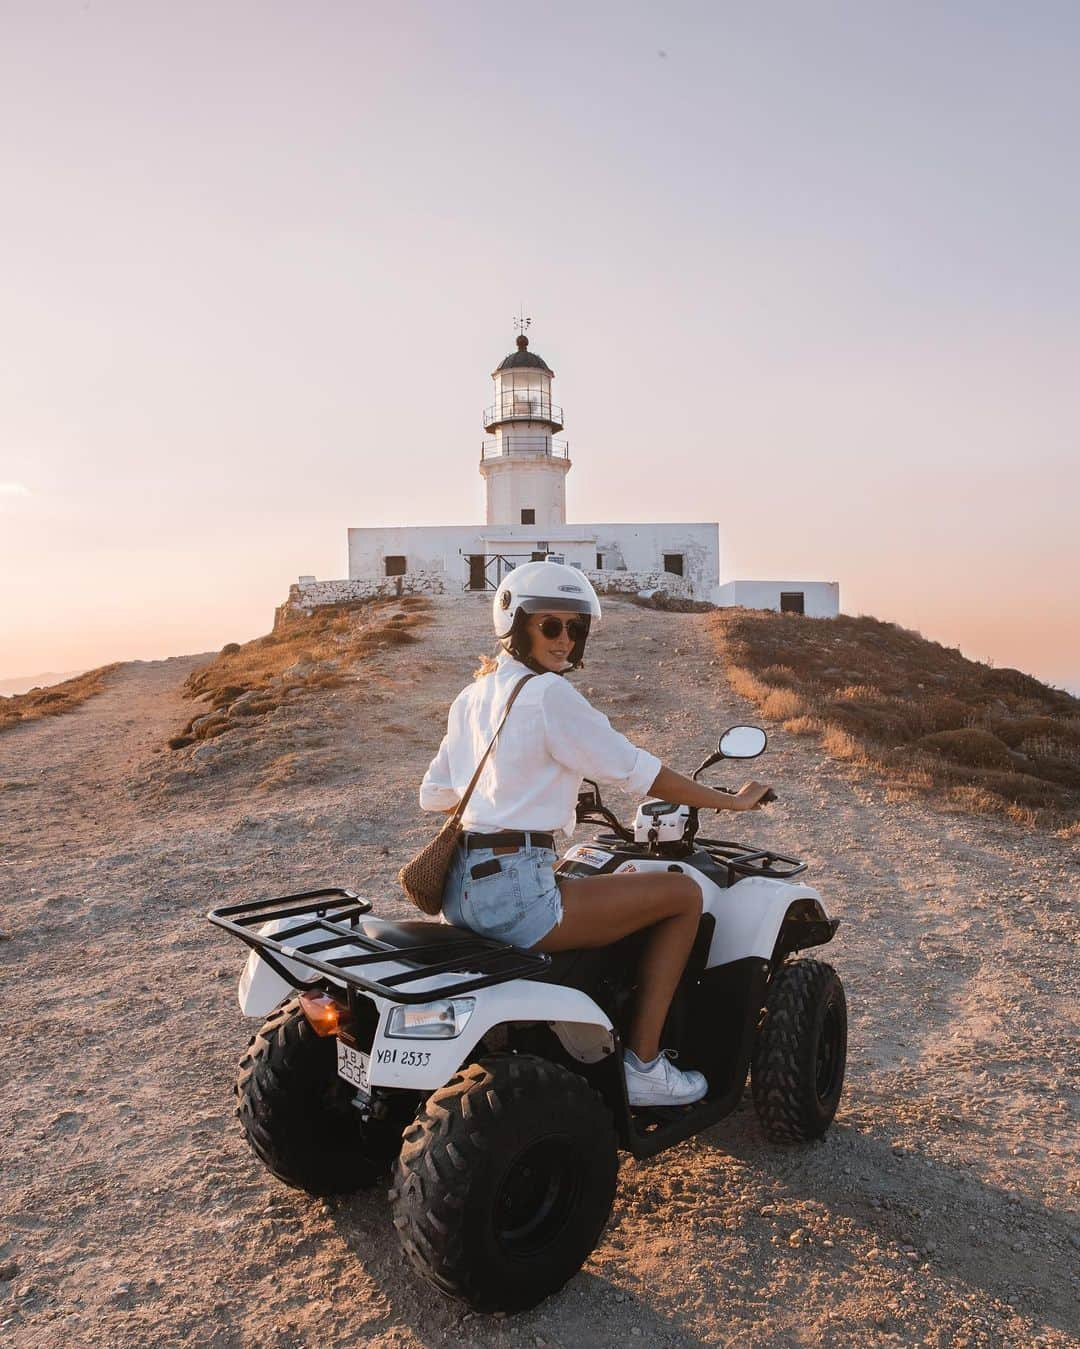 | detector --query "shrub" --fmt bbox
[760,664,798,687]
[783,715,826,737]
[760,688,806,720]
[835,684,885,702]
[993,715,1080,750]
[914,729,1016,771]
